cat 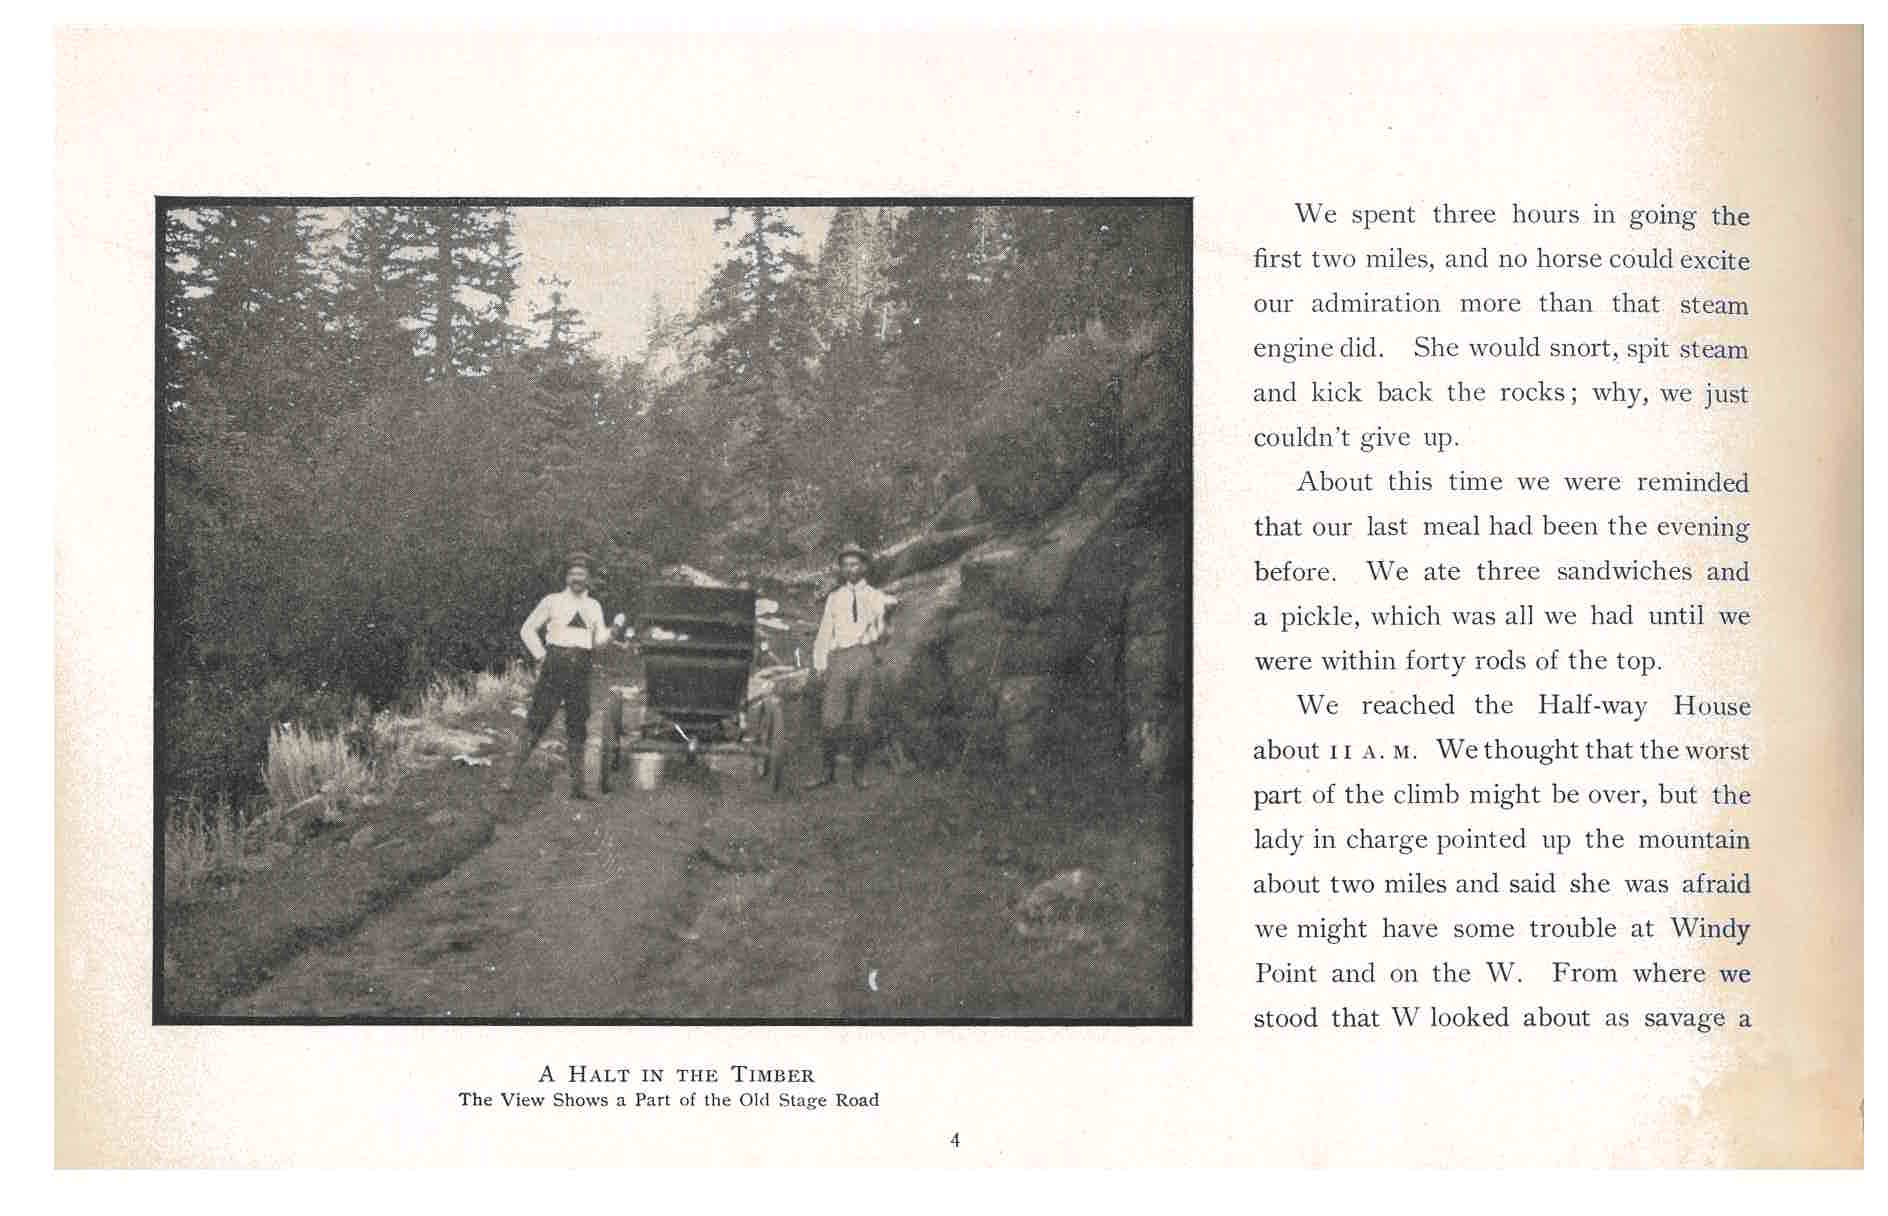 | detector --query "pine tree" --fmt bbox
[882,205,1012,449]
[528,273,598,363]
[800,307,899,539]
[159,207,206,441]
[689,205,819,552]
[813,206,891,339]
[332,206,427,399]
[643,289,669,356]
[483,210,525,363]
[331,204,524,388]
[378,206,522,381]
[871,209,901,340]
[165,205,330,437]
